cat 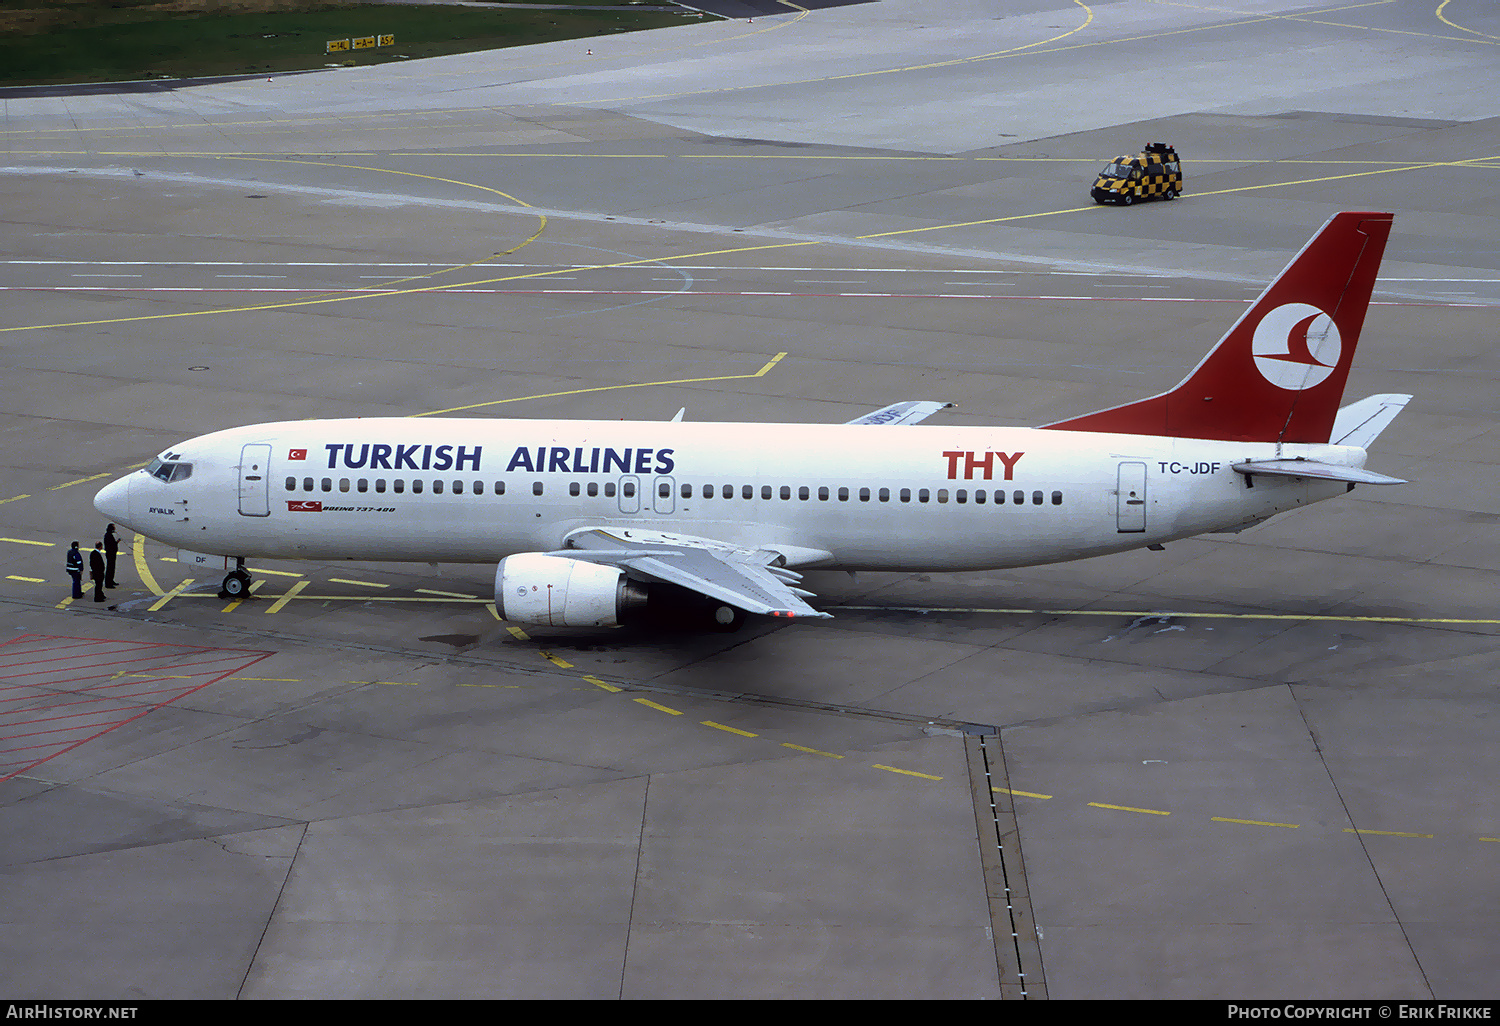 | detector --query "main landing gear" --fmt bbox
[220,557,252,599]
